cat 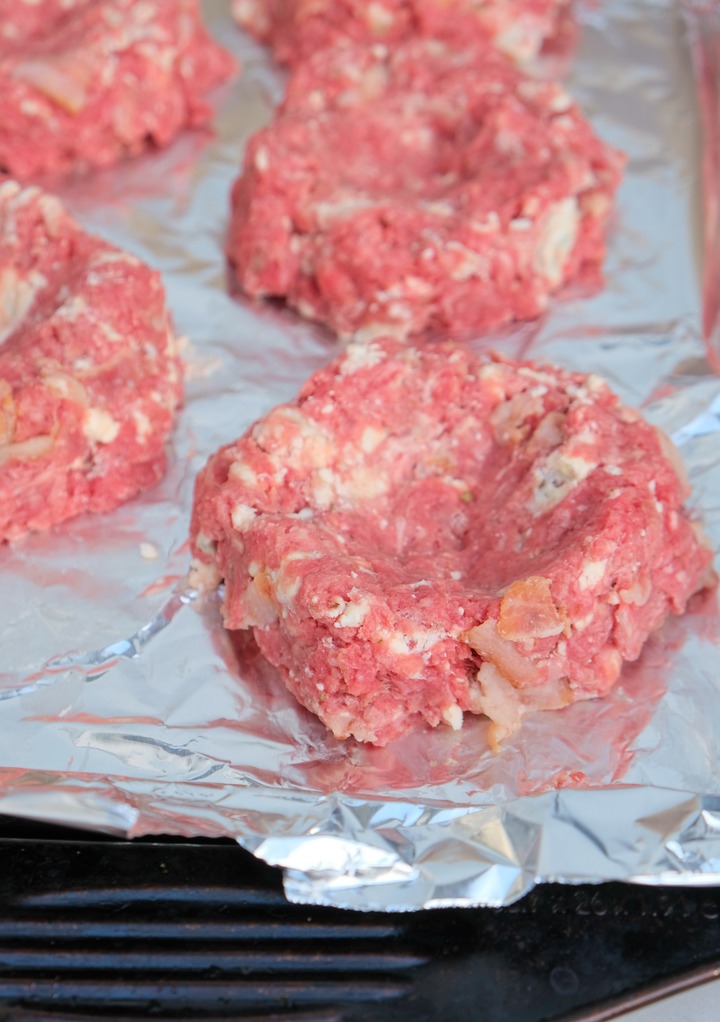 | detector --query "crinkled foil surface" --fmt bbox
[0,0,719,911]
